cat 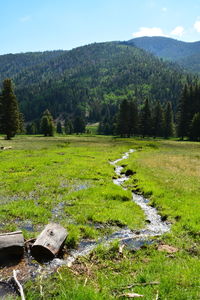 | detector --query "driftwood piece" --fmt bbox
[31,223,67,260]
[0,146,12,150]
[0,231,24,258]
[117,292,144,298]
[113,281,160,293]
[13,270,26,300]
